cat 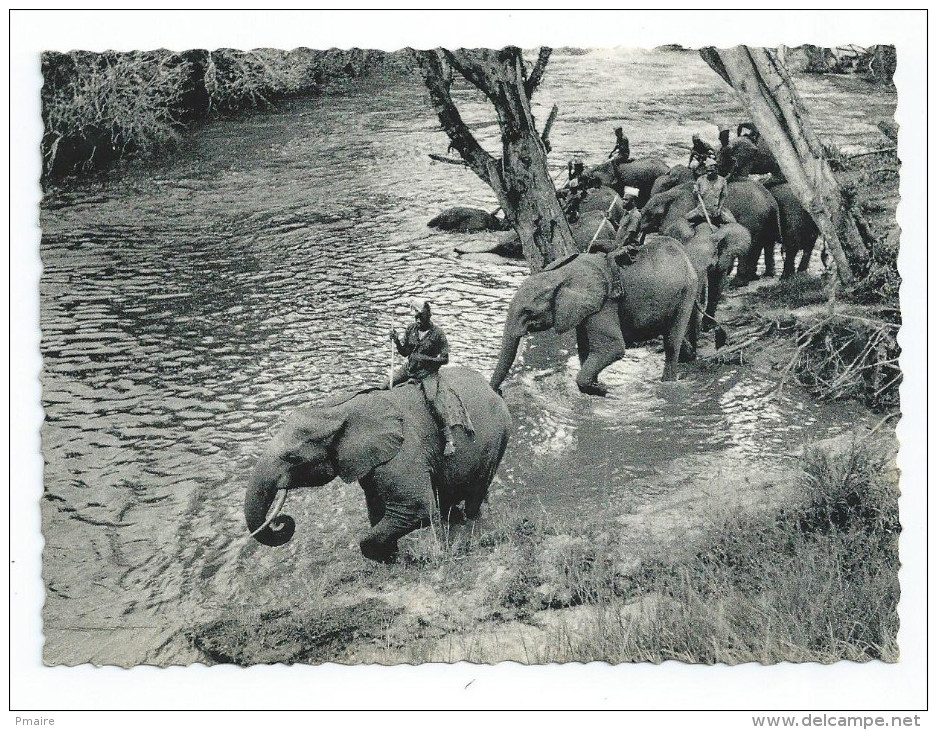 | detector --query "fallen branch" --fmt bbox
[429,153,468,166]
[776,313,900,410]
[848,147,897,160]
[705,323,775,361]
